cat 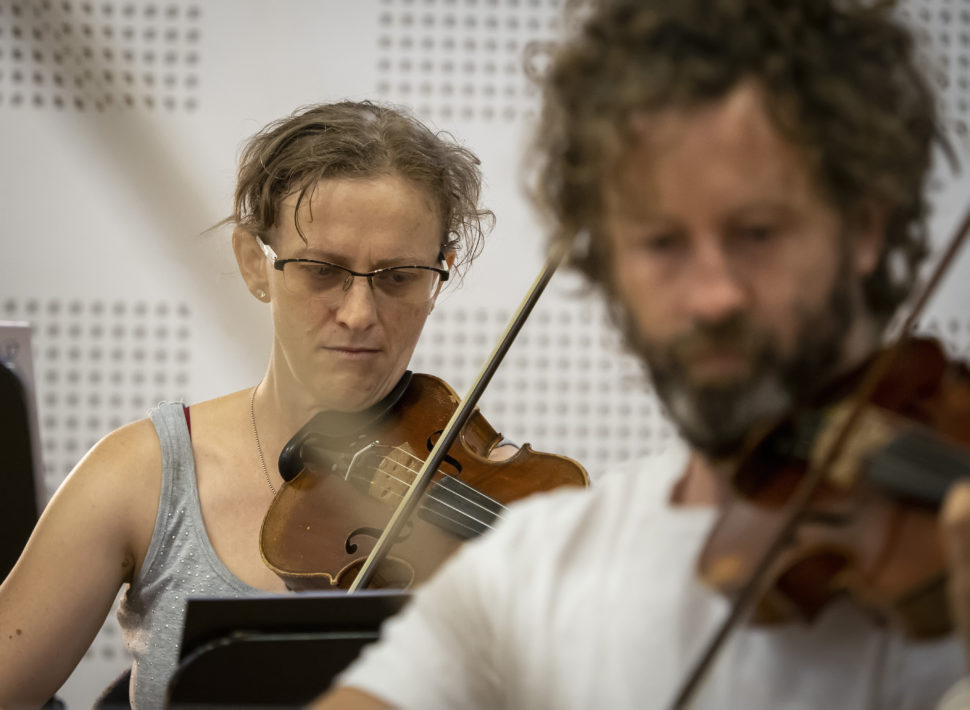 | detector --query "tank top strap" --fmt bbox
[148,401,196,517]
